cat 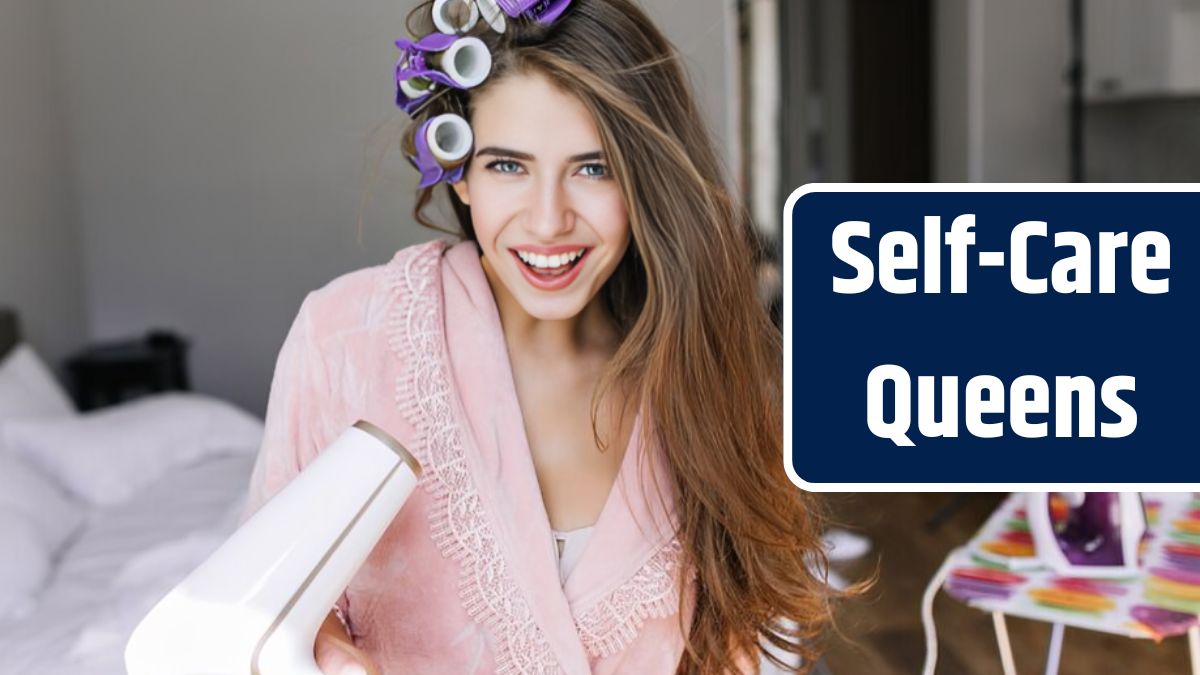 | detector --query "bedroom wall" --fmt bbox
[0,0,86,372]
[48,0,735,416]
